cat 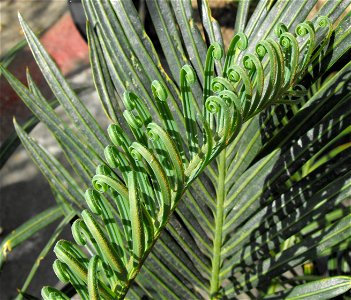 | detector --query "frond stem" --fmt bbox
[210,148,226,298]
